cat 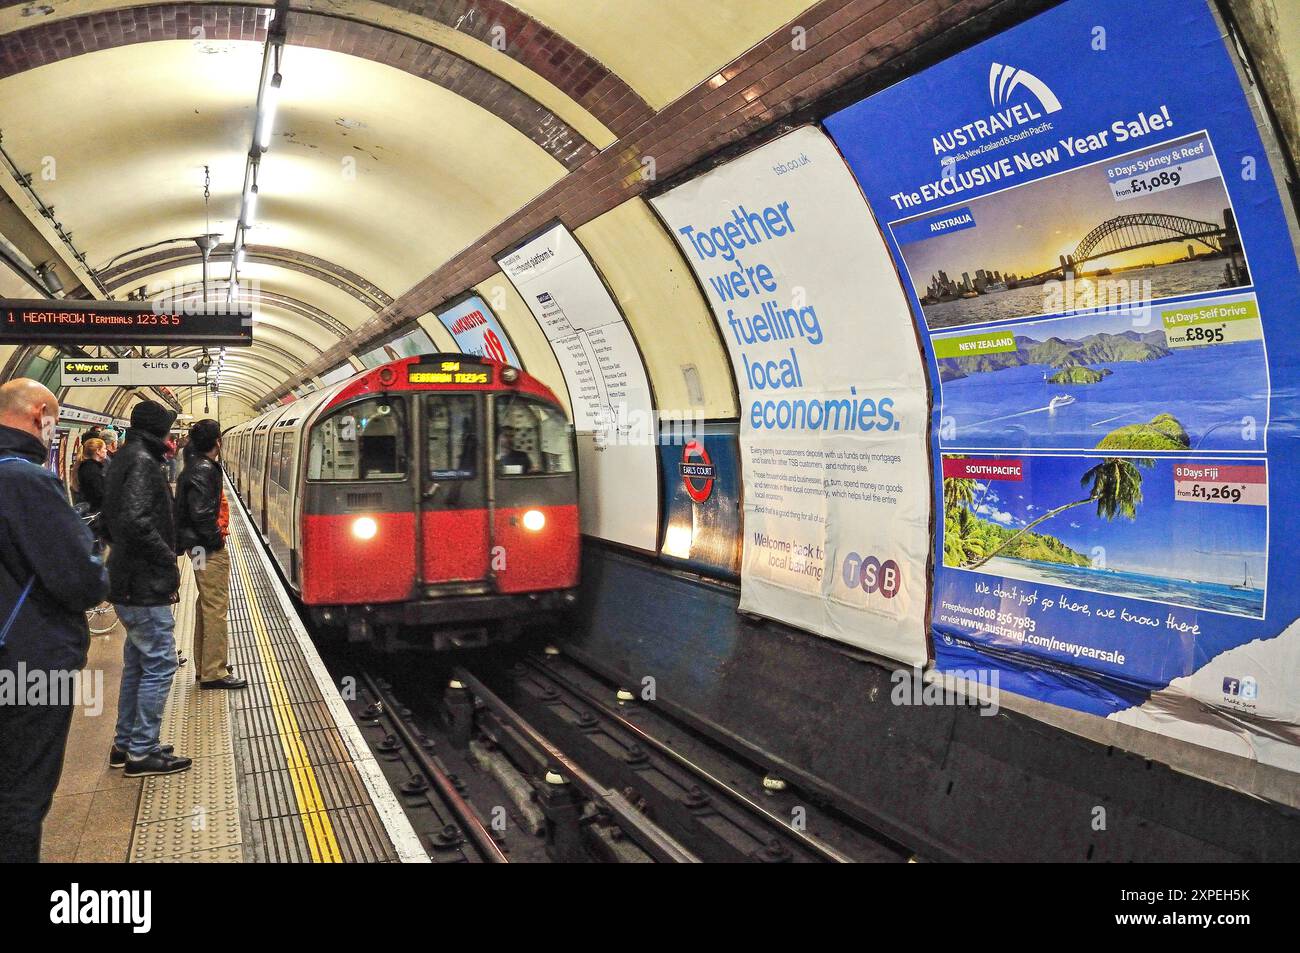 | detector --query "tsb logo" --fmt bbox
[841,552,902,599]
